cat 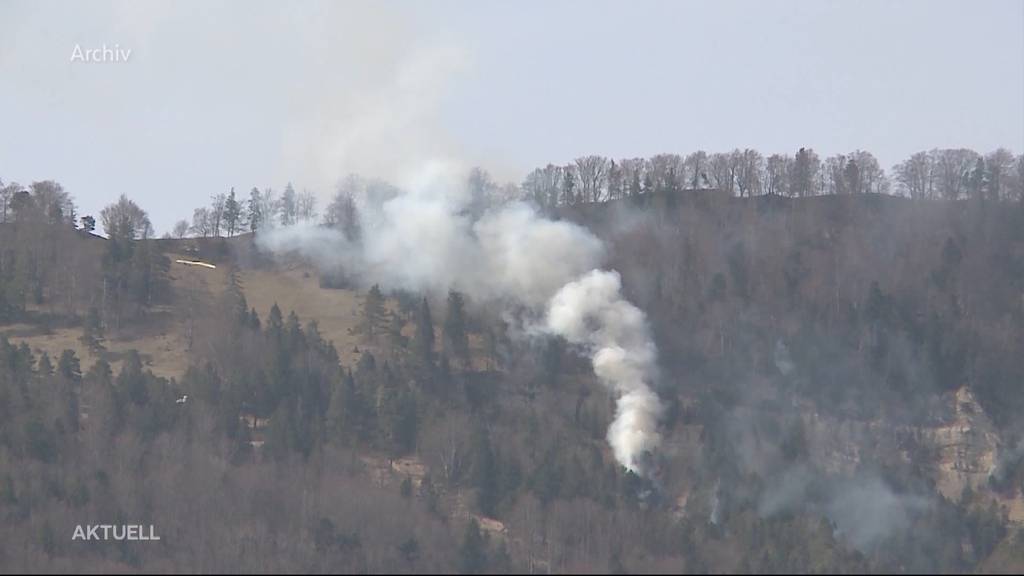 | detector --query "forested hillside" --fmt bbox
[1,153,1024,573]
